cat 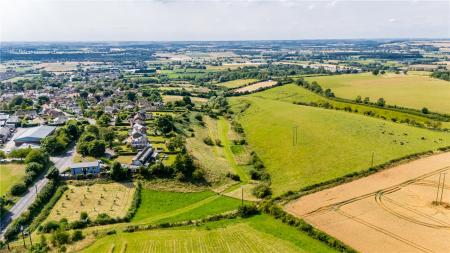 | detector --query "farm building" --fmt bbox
[132,146,157,166]
[70,161,101,175]
[14,125,56,145]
